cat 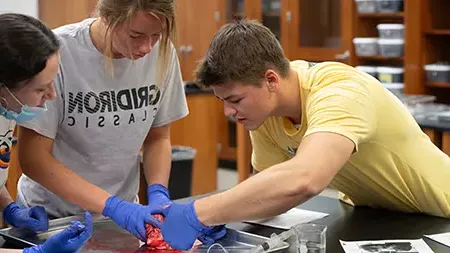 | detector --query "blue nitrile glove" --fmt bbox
[3,202,48,232]
[102,196,163,242]
[198,224,227,245]
[147,184,172,207]
[148,201,226,250]
[23,211,93,253]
